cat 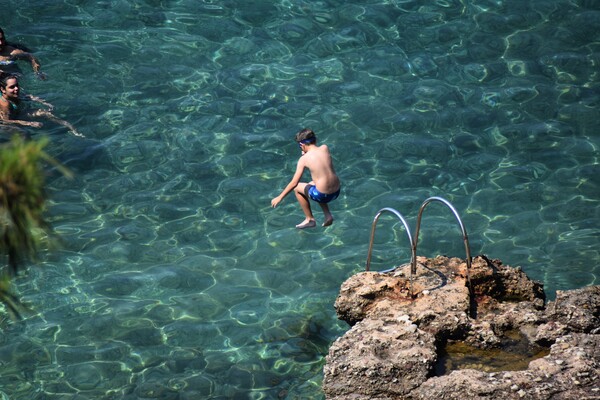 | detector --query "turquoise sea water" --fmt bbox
[1,0,599,398]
